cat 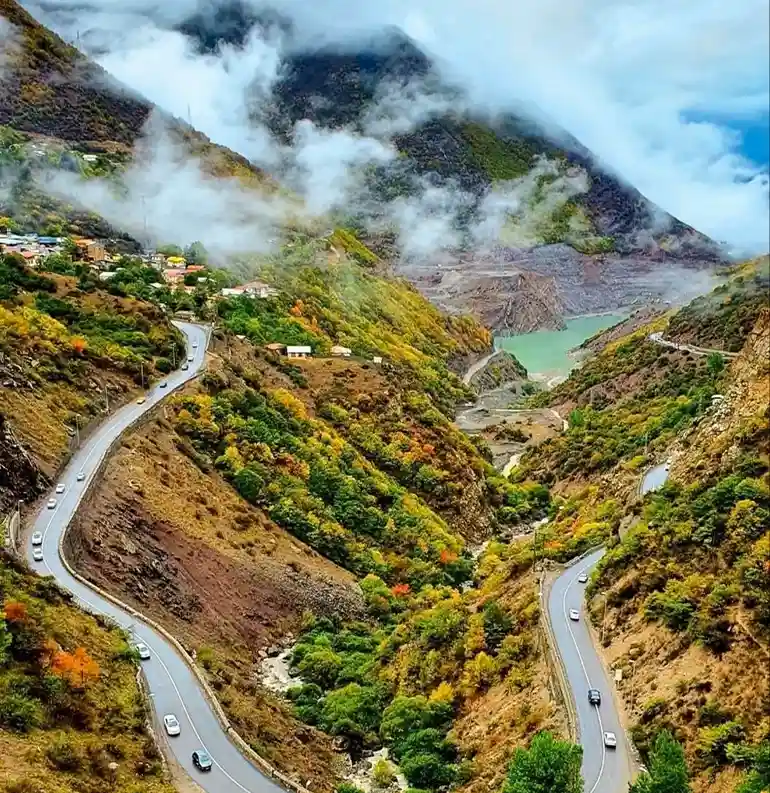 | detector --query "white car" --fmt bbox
[135,642,151,660]
[32,548,44,562]
[192,341,198,348]
[603,731,618,749]
[569,609,580,621]
[31,531,43,546]
[578,572,588,584]
[46,498,57,509]
[187,355,194,362]
[137,397,146,405]
[55,483,65,494]
[181,363,189,371]
[76,472,85,482]
[163,714,181,736]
